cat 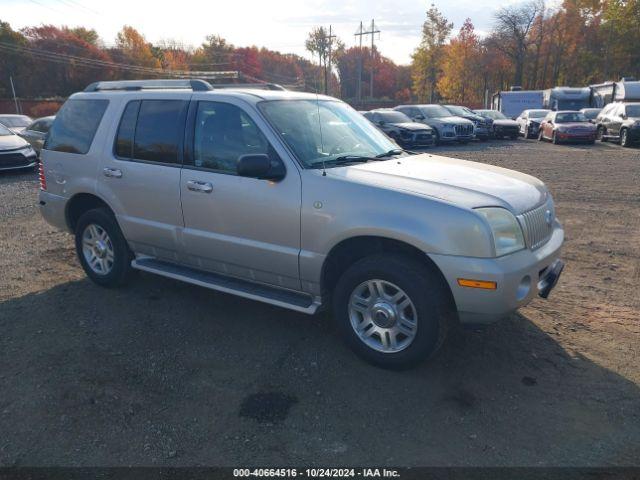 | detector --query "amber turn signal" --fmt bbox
[457,278,497,290]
